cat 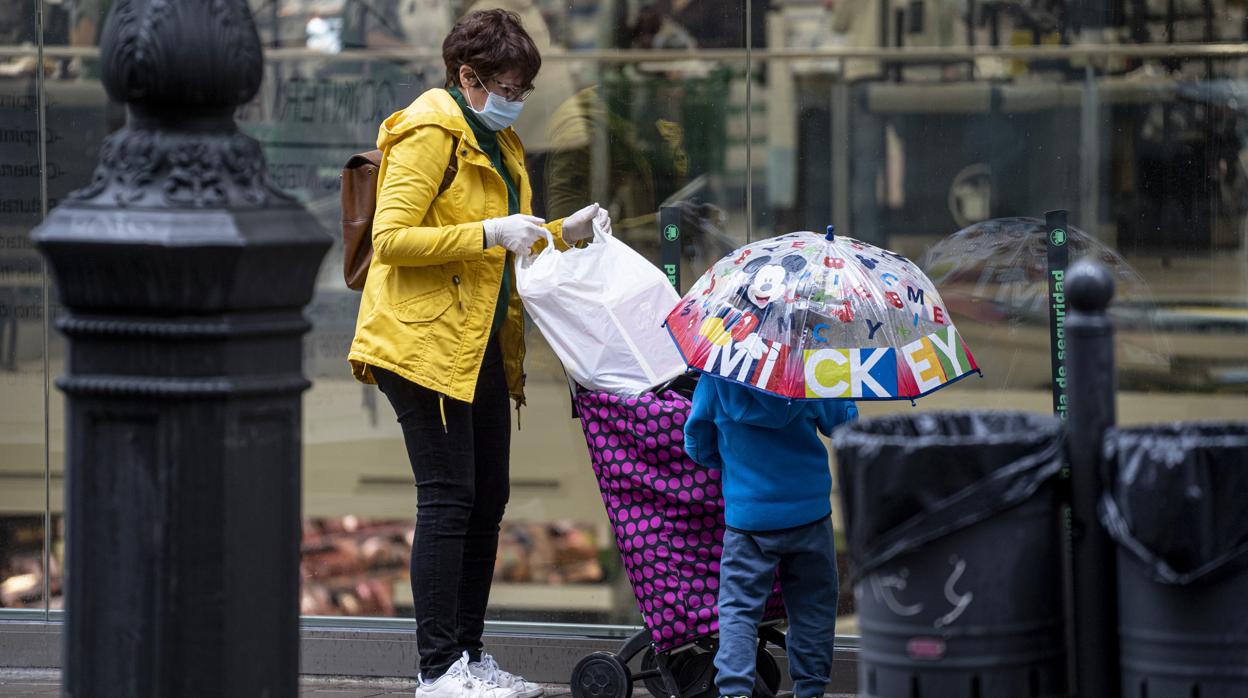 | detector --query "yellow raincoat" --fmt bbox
[349,88,567,407]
